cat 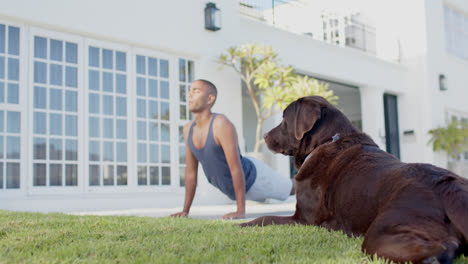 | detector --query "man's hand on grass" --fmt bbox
[222,211,245,220]
[170,211,188,217]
